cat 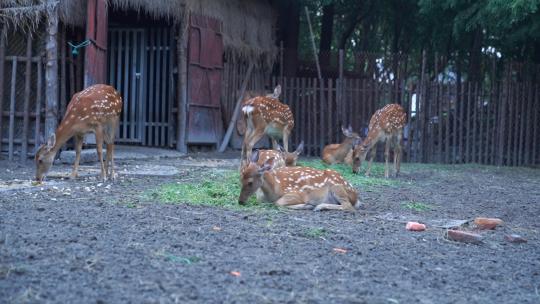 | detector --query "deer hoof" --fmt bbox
[313,205,324,212]
[69,173,78,180]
